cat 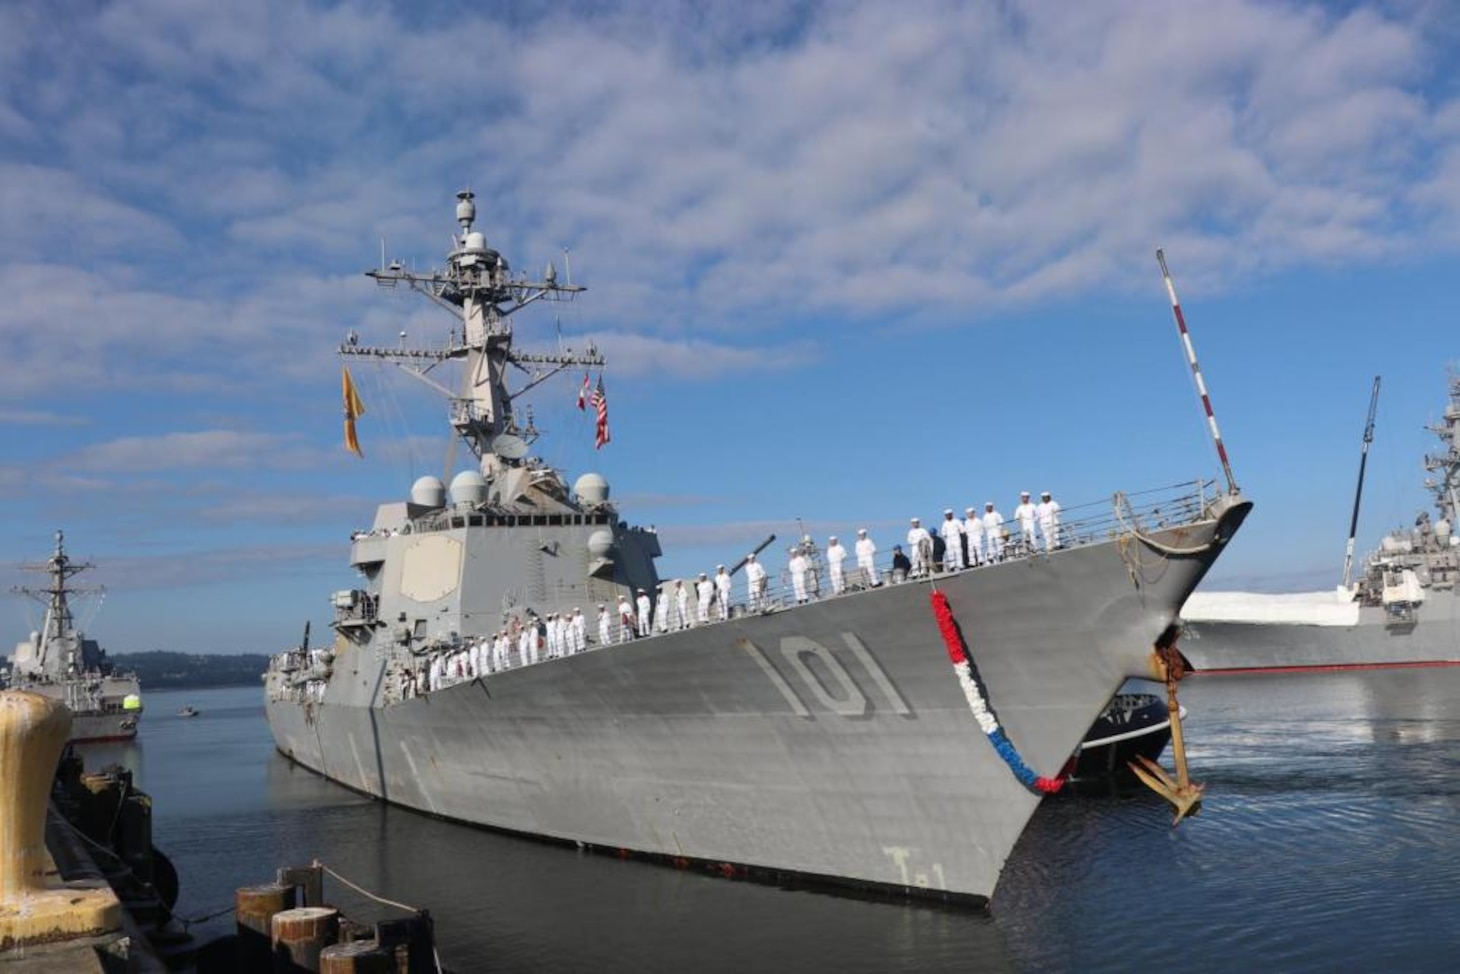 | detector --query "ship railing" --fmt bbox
[394,479,1226,688]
